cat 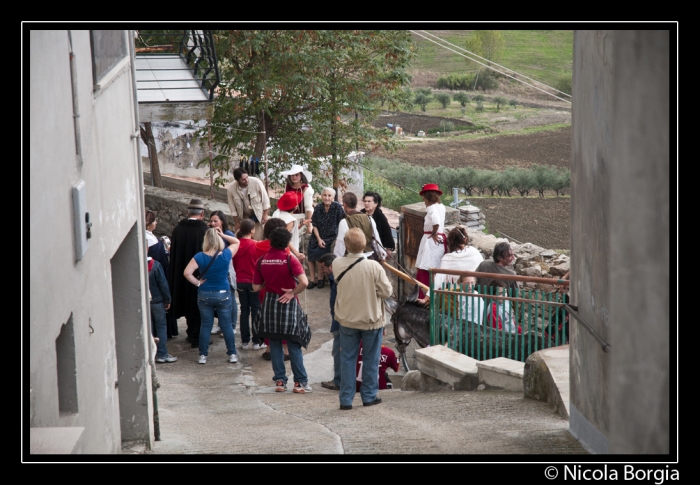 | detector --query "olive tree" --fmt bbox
[453,91,470,107]
[434,93,451,108]
[493,96,508,111]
